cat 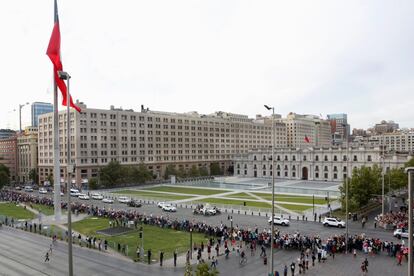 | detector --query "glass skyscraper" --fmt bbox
[31,102,53,127]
